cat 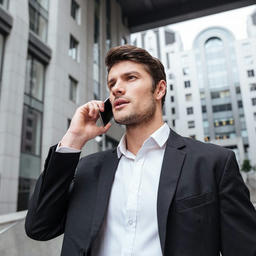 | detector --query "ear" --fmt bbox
[154,80,166,102]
